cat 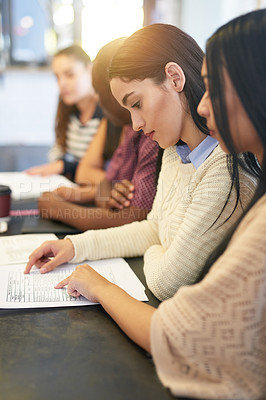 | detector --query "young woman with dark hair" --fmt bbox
[26,24,255,304]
